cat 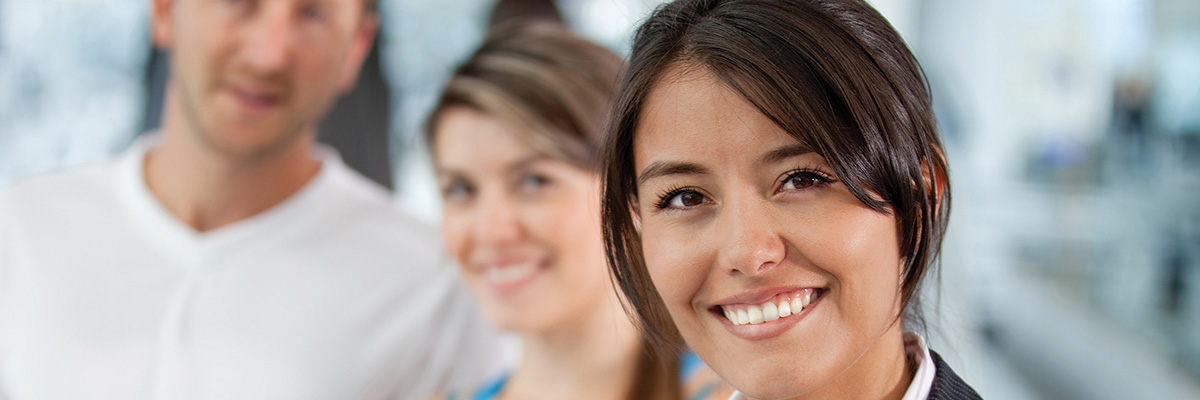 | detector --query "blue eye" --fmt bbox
[518,173,550,193]
[779,170,833,191]
[300,4,325,21]
[443,179,474,203]
[223,0,252,11]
